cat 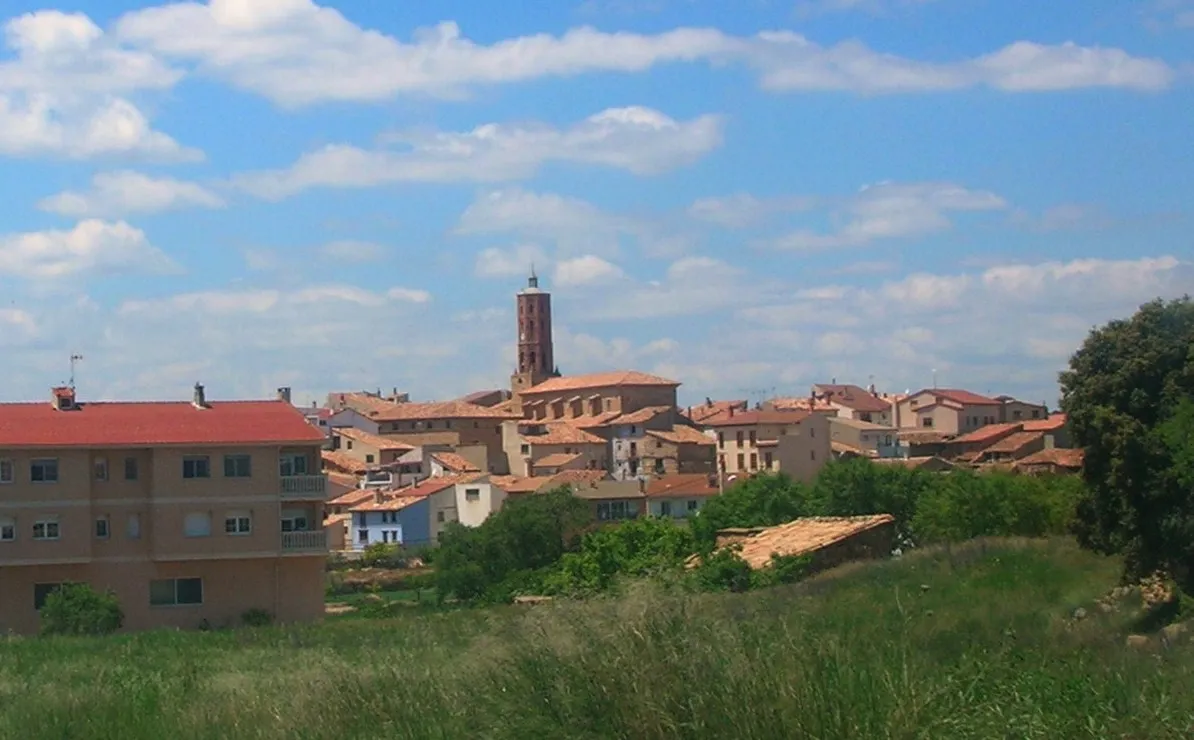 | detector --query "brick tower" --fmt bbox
[510,268,556,395]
